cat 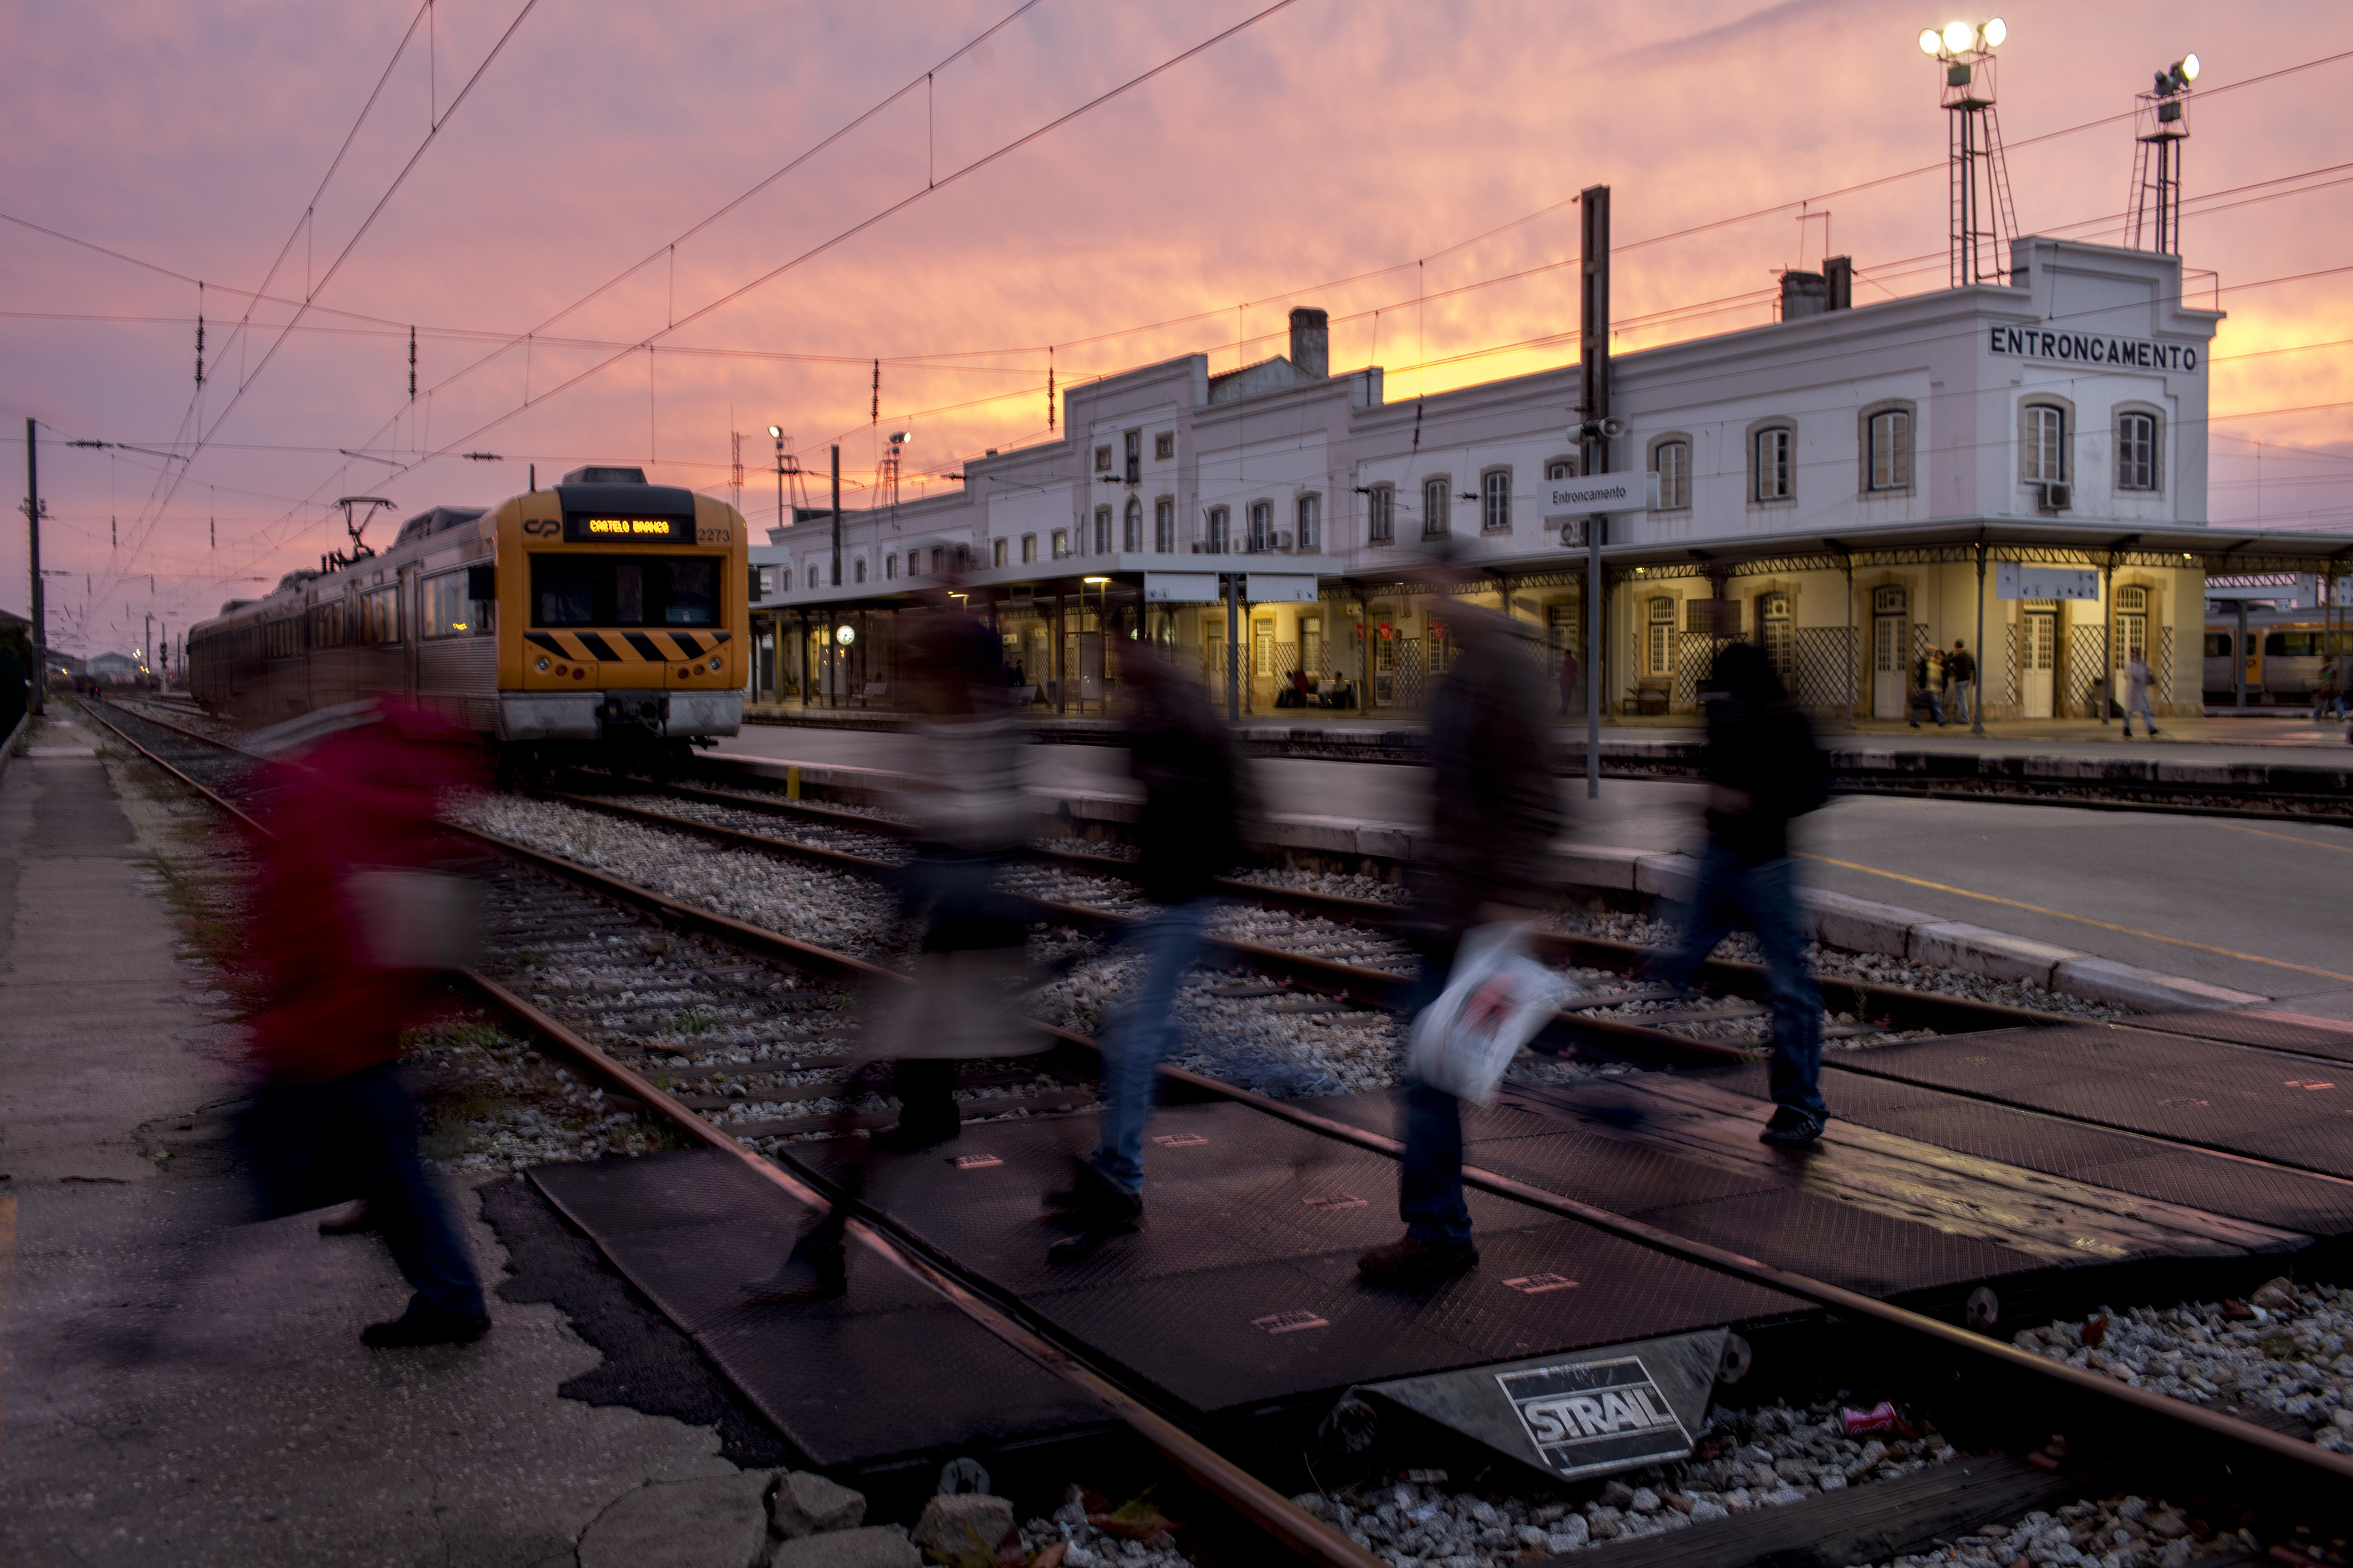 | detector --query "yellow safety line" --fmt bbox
[2209,821,2353,855]
[1794,853,2353,985]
